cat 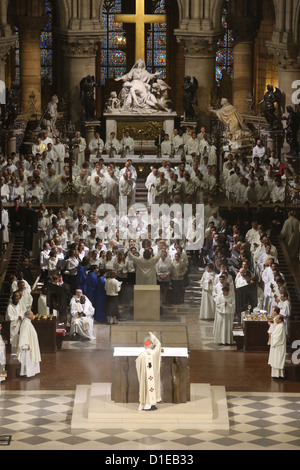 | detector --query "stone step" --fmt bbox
[71,382,229,431]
